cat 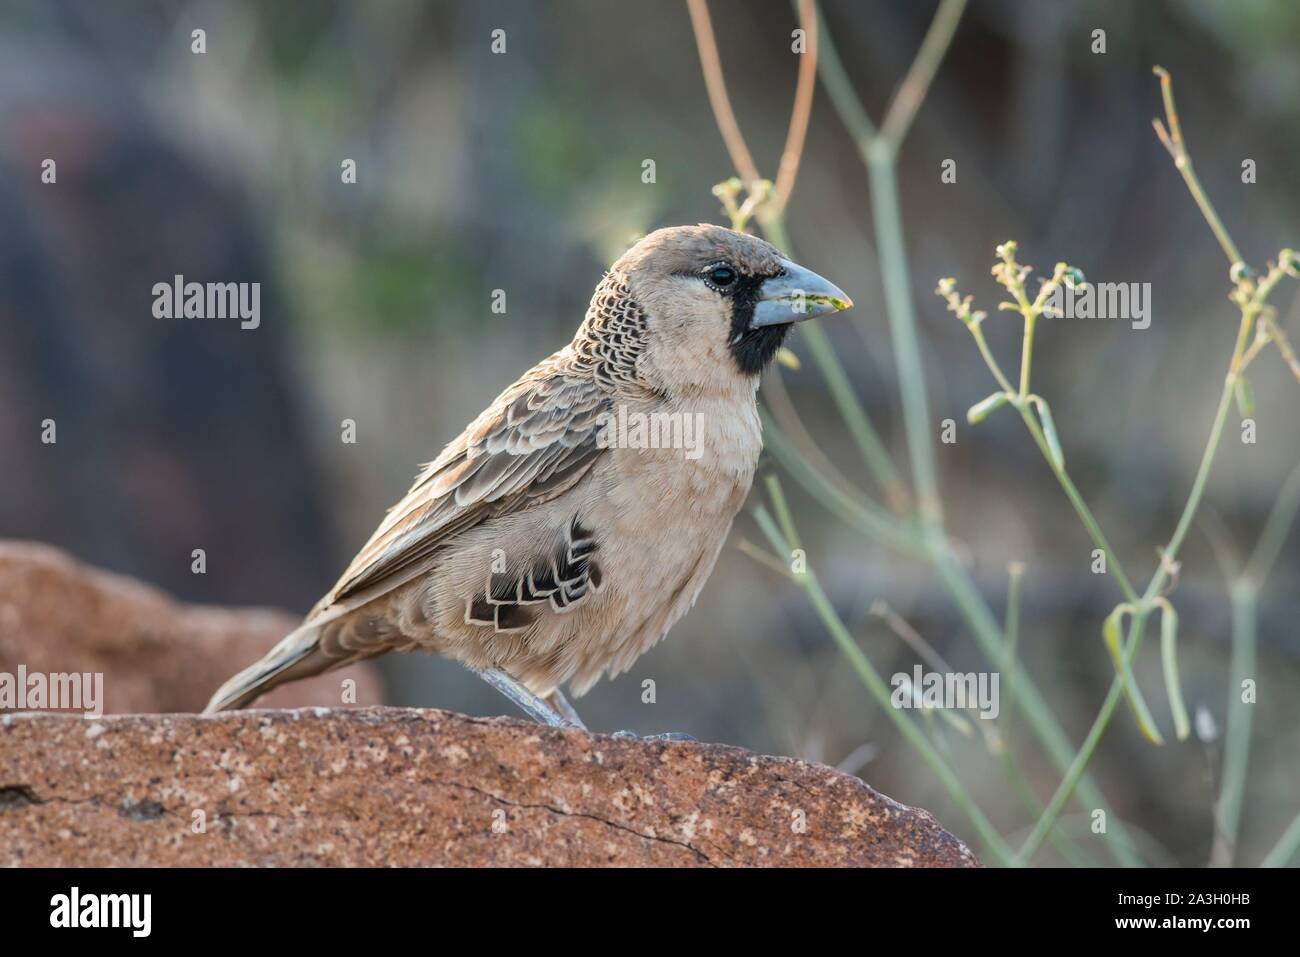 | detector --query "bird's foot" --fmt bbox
[612,729,697,742]
[471,667,692,739]
[545,689,588,729]
[472,667,587,730]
